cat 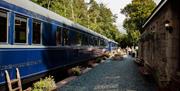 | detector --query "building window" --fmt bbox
[33,19,41,44]
[0,10,7,43]
[56,27,62,45]
[15,15,27,44]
